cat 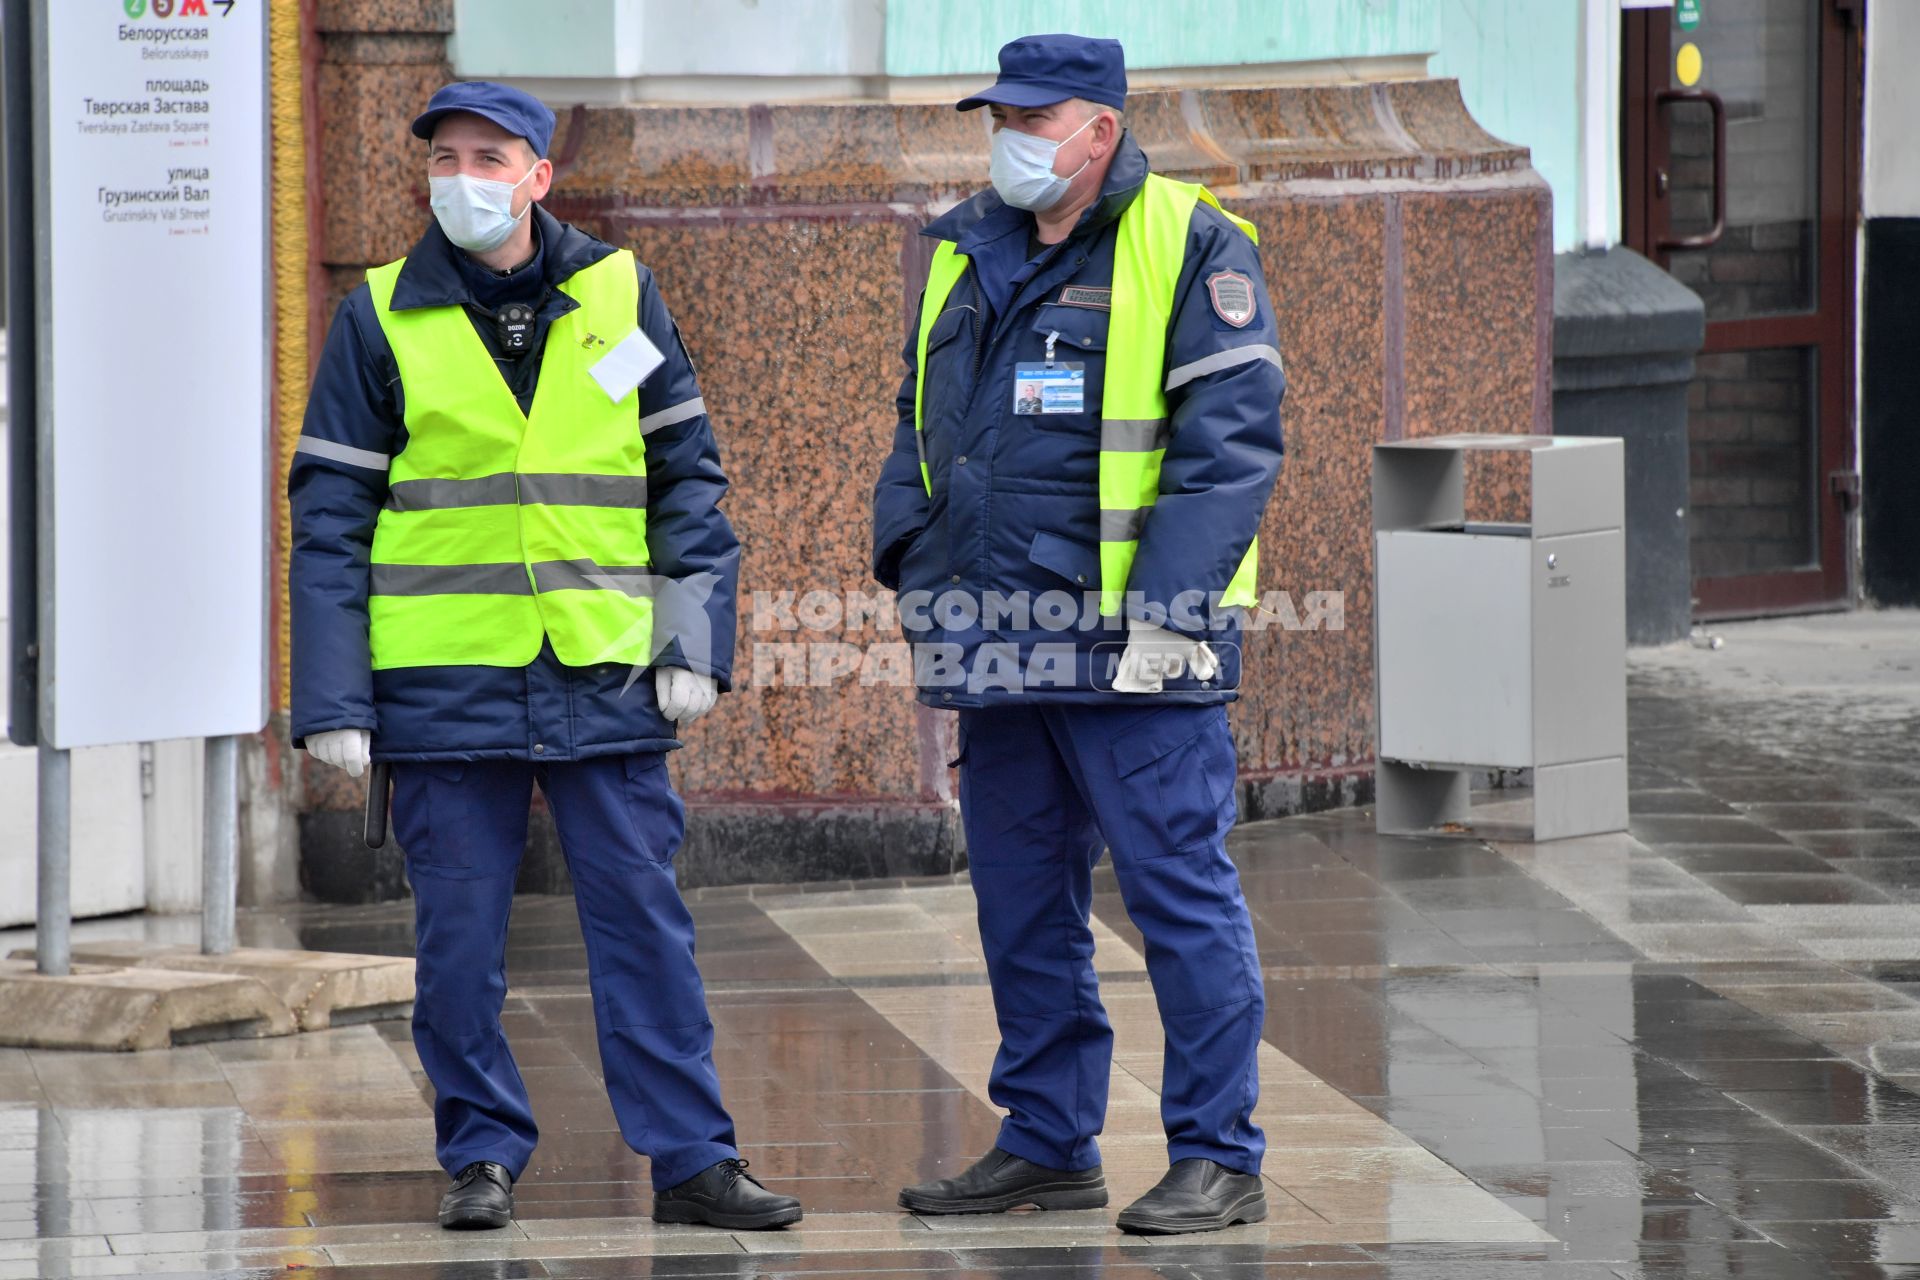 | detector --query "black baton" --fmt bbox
[364,760,392,848]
